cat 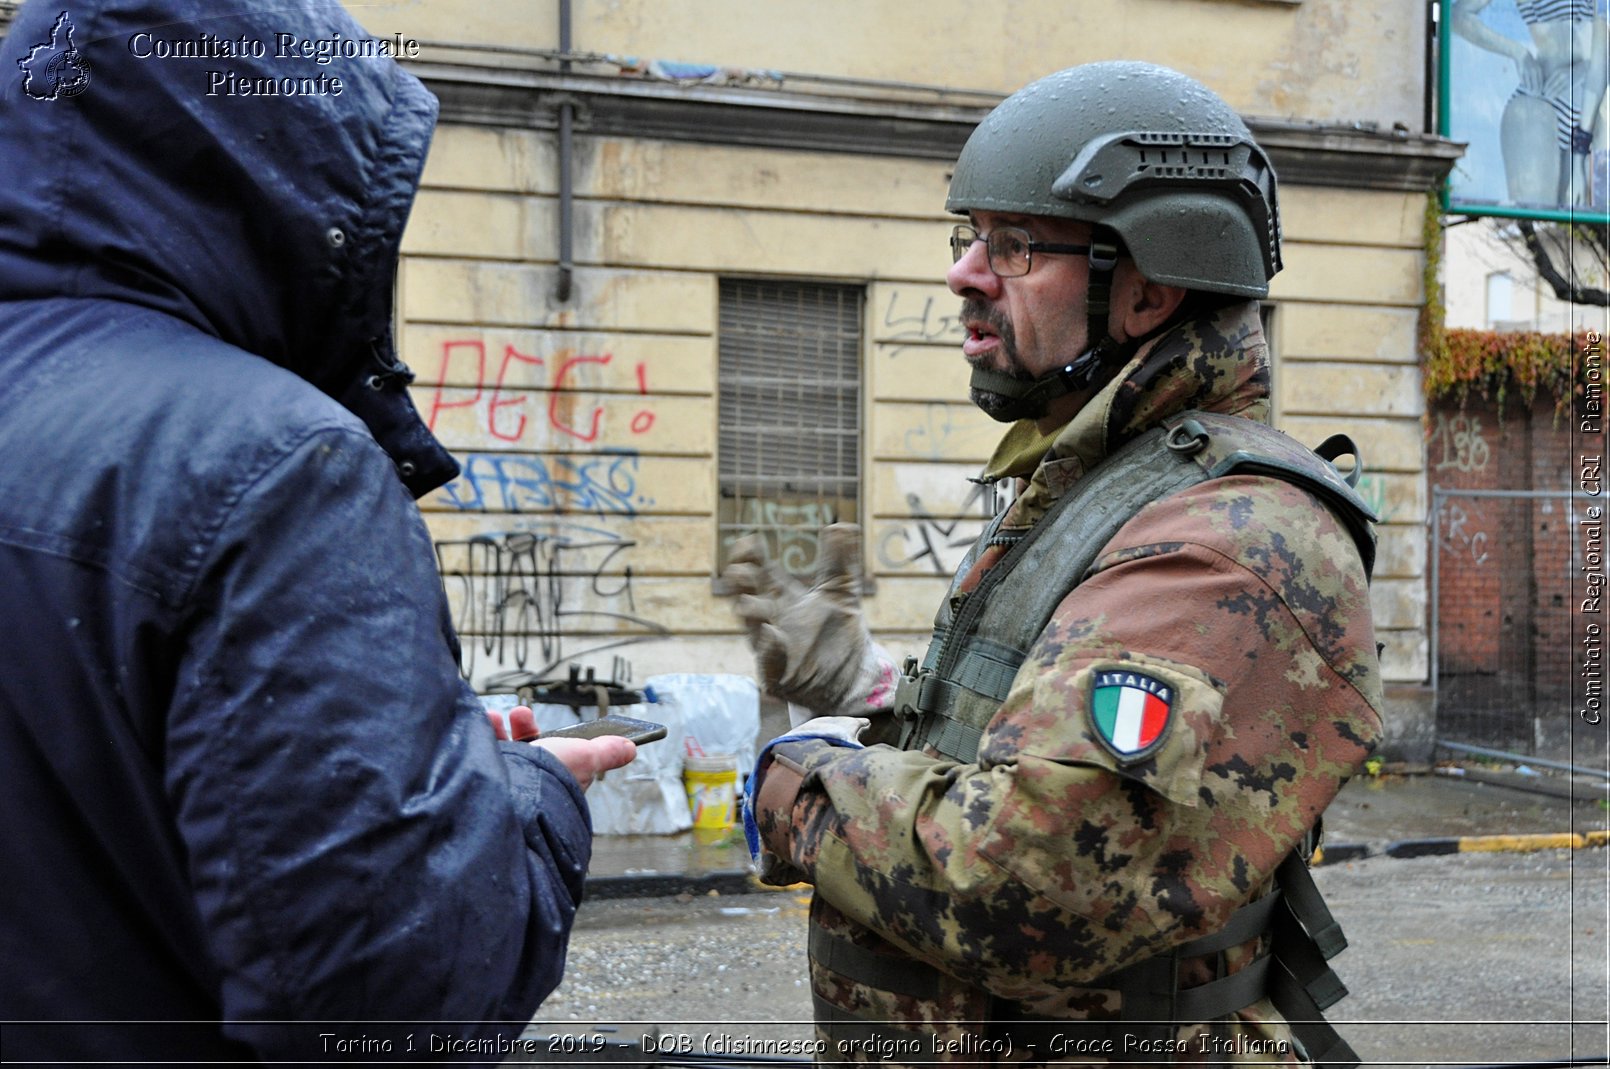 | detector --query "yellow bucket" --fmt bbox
[682,754,737,831]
